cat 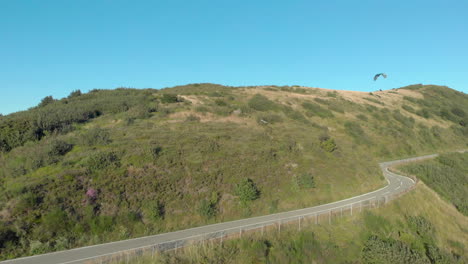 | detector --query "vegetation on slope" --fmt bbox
[398,152,468,216]
[0,84,467,260]
[112,183,468,264]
